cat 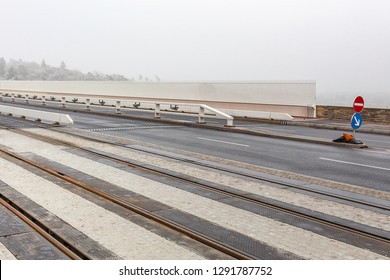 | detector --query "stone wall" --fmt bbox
[316,105,390,124]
